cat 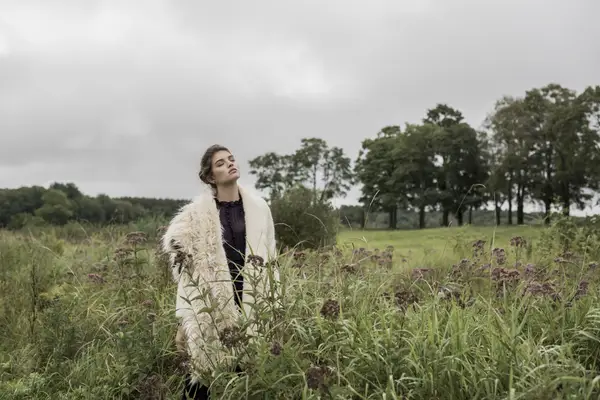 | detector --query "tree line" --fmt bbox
[249,83,600,229]
[0,182,187,229]
[1,82,598,231]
